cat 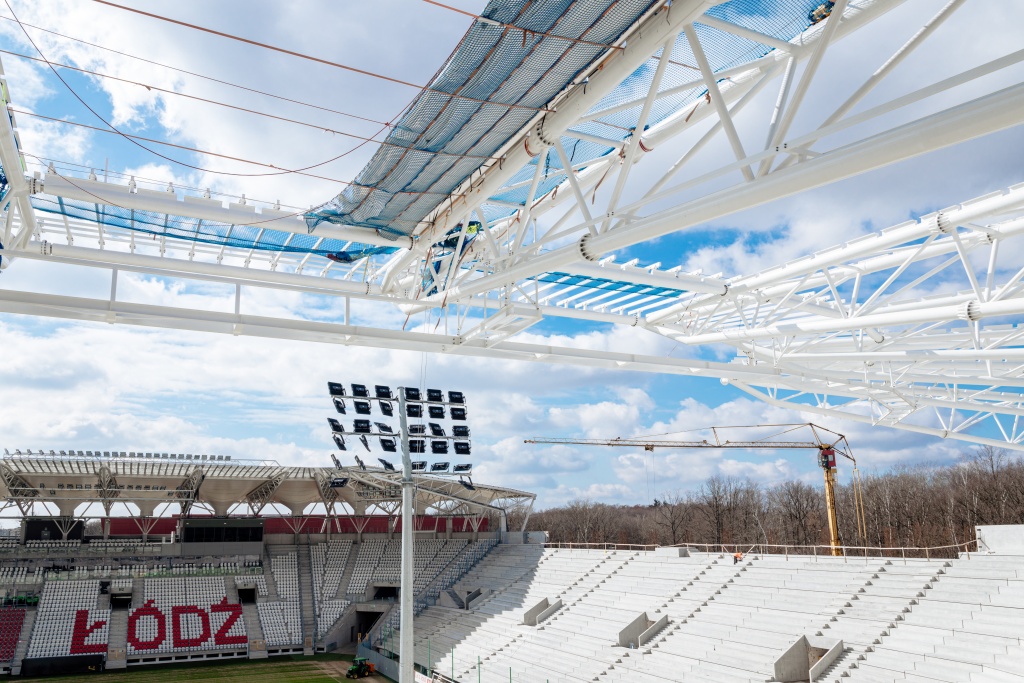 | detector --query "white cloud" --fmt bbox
[0,0,1016,513]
